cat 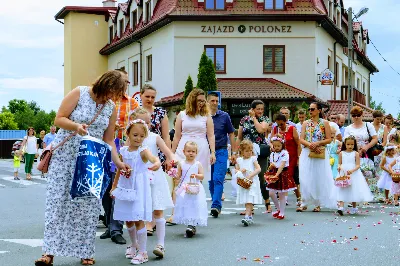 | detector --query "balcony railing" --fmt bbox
[341,86,366,105]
